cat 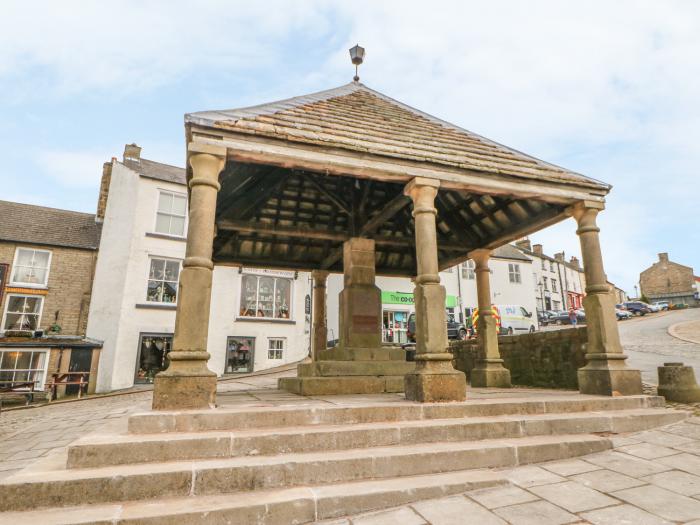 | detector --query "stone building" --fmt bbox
[640,252,698,306]
[0,200,102,396]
